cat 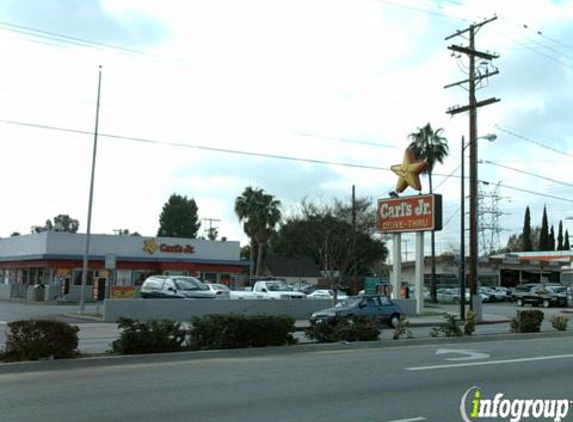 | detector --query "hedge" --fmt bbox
[1,319,79,361]
[189,314,297,349]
